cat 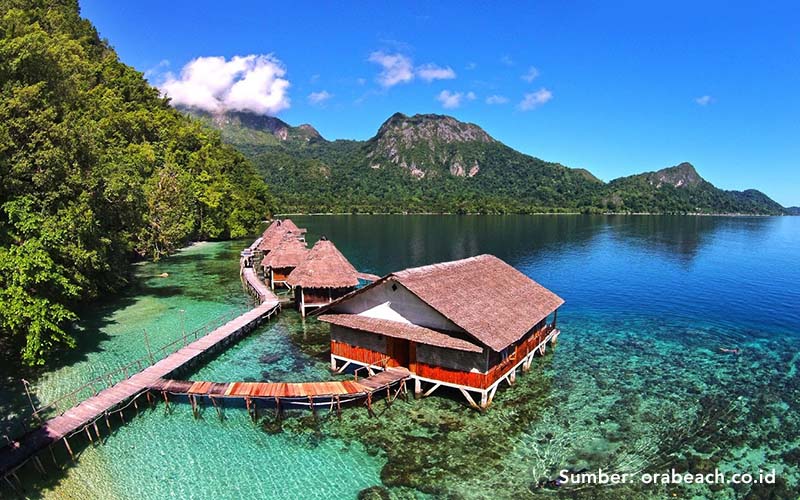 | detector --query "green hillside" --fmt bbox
[190,110,787,216]
[0,0,274,365]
